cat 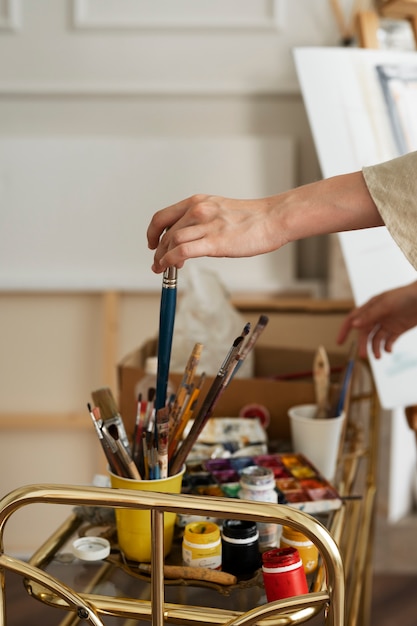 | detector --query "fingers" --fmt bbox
[337,305,394,359]
[148,195,220,272]
[356,331,369,360]
[151,222,212,273]
[147,199,193,251]
[370,327,384,359]
[336,311,357,346]
[370,327,400,359]
[384,333,399,353]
